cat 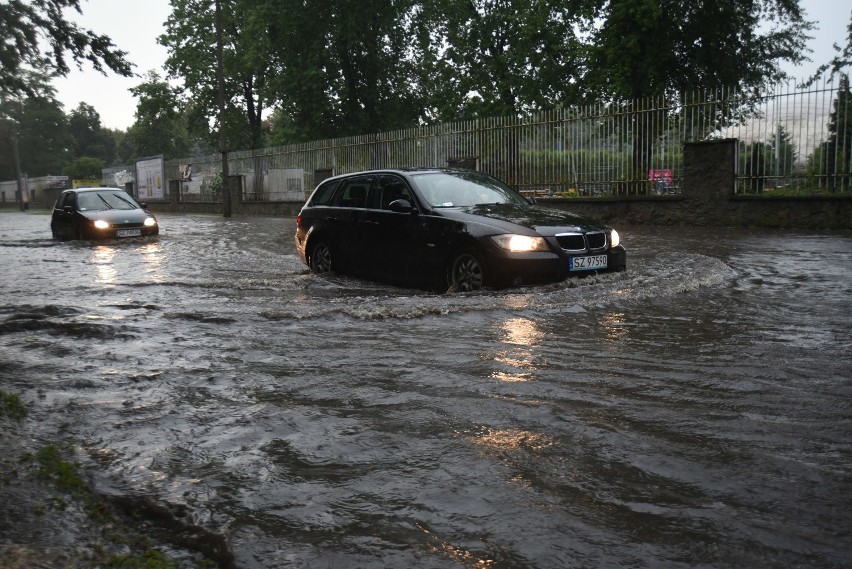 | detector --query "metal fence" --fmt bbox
[104,75,851,200]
